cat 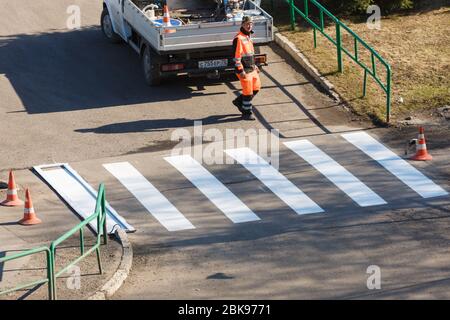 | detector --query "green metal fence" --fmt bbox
[0,184,108,300]
[0,246,53,299]
[282,0,392,122]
